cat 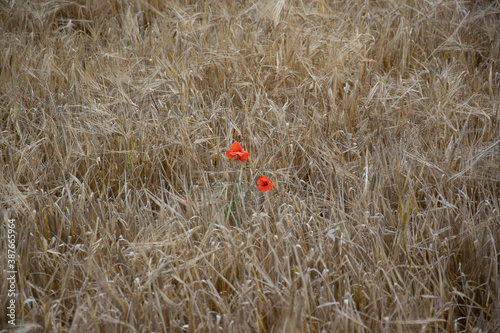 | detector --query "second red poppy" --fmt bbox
[257,175,273,192]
